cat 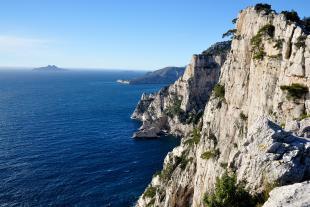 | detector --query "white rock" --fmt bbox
[262,181,310,207]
